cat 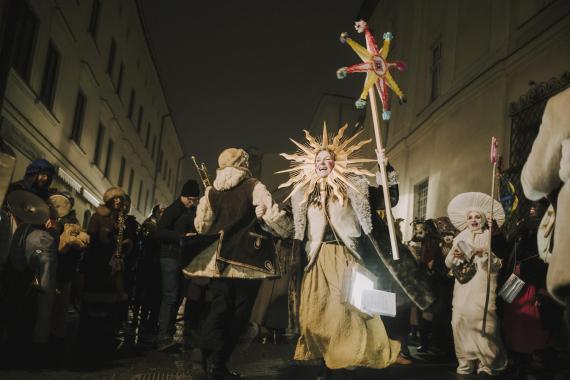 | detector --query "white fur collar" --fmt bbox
[291,175,373,240]
[213,167,250,191]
